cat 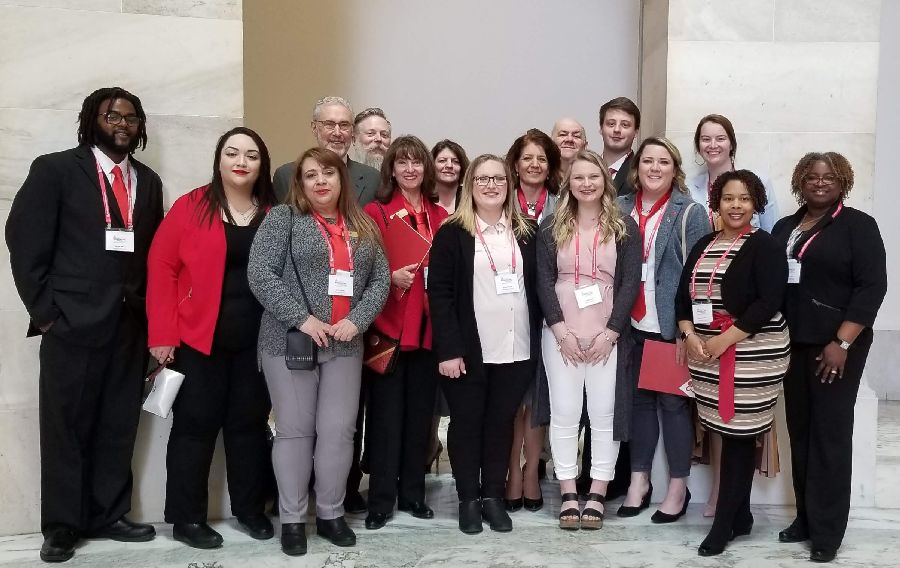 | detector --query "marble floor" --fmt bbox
[3,403,900,567]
